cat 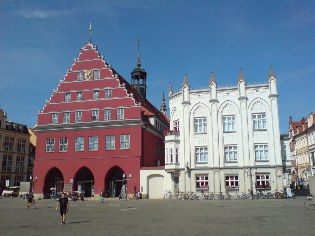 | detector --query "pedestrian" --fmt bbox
[100,190,105,203]
[56,192,69,224]
[26,193,35,209]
